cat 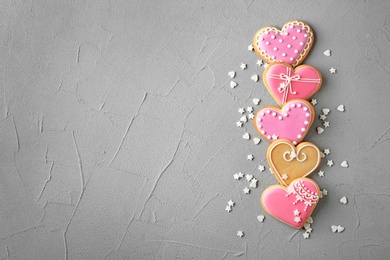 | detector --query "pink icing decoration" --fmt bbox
[262,179,320,229]
[254,100,314,144]
[265,63,321,105]
[257,25,309,66]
